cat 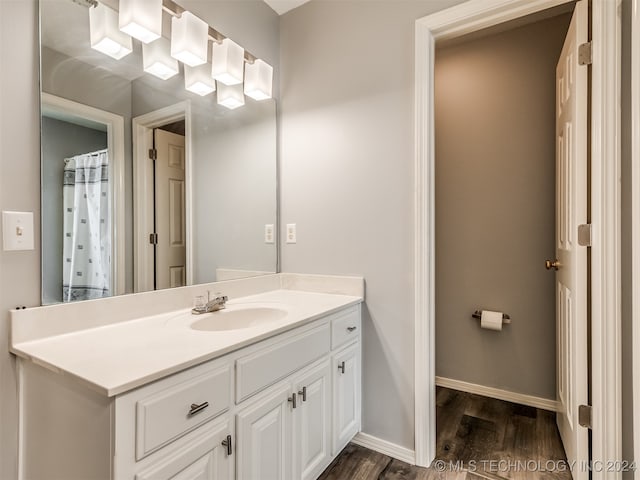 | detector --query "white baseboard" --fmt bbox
[436,376,559,412]
[351,432,416,465]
